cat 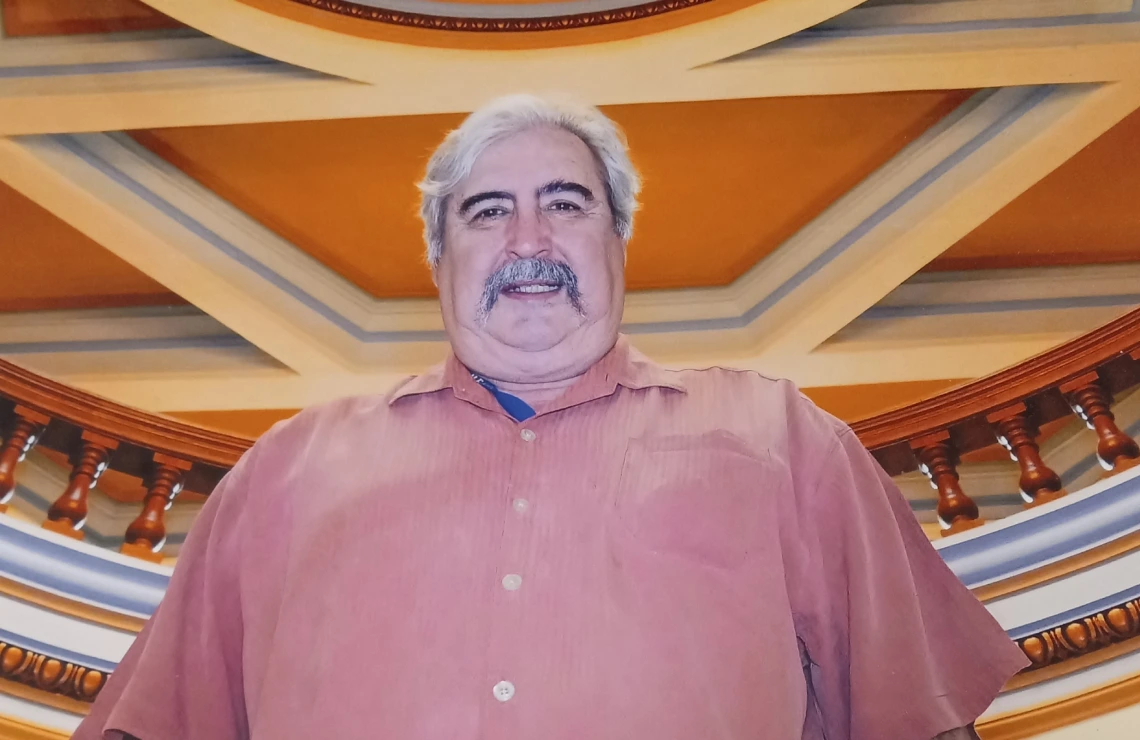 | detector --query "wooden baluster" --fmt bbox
[120,454,191,563]
[42,432,119,540]
[1060,373,1140,473]
[911,432,984,535]
[988,404,1065,508]
[0,406,50,514]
